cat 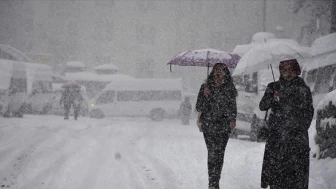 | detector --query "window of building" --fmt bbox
[9,78,27,94]
[315,66,333,94]
[117,90,182,101]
